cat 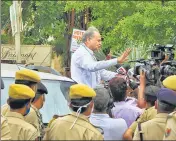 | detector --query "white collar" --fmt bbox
[82,44,94,55]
